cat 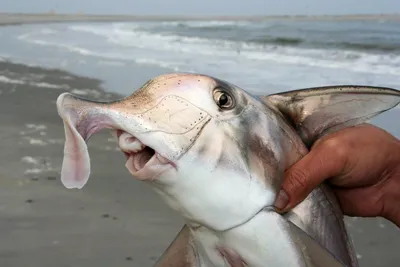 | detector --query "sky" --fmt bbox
[1,0,400,16]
